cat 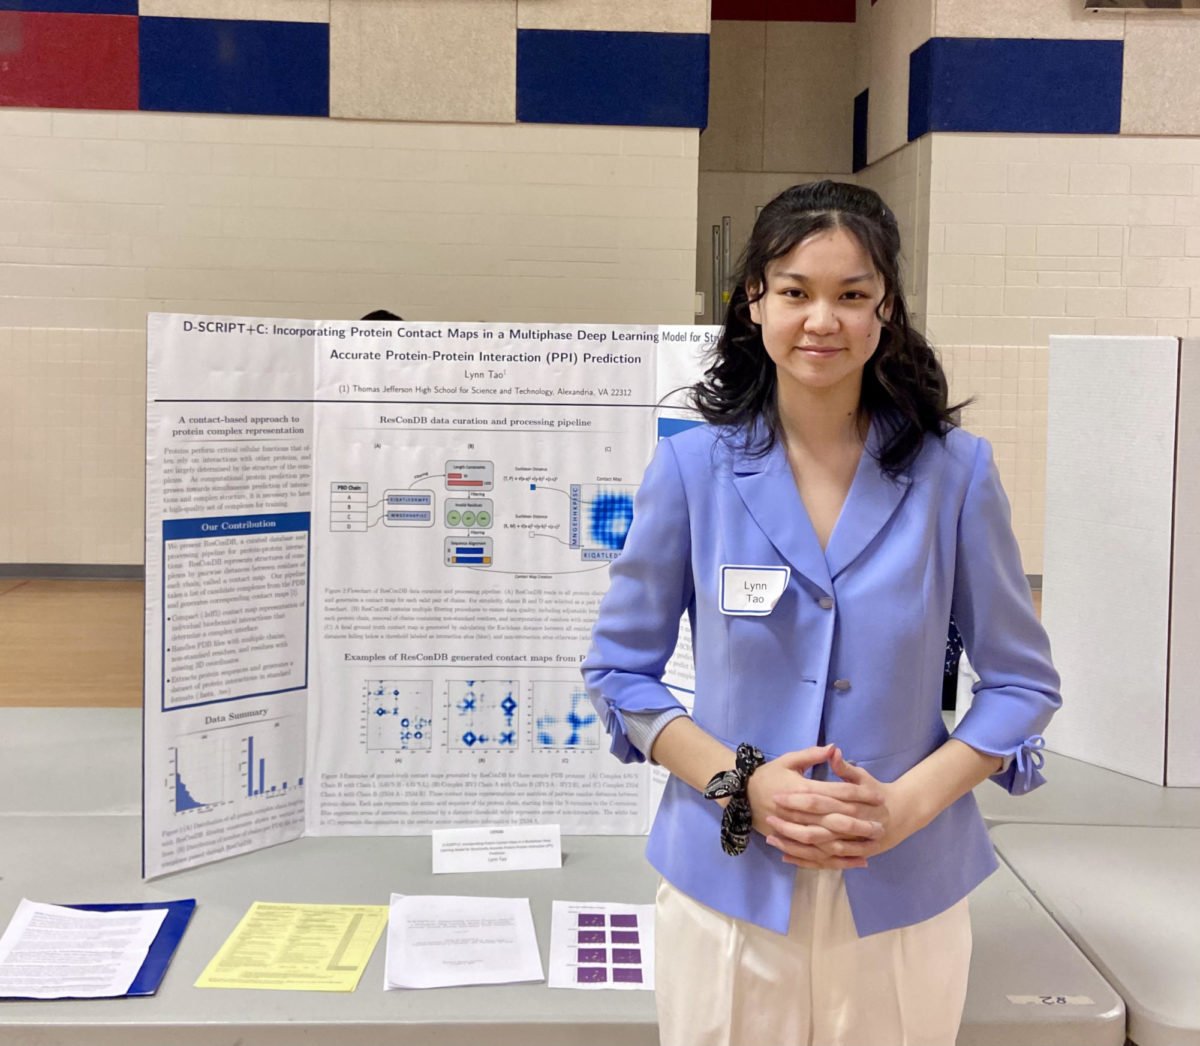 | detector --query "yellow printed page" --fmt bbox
[195,902,388,991]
